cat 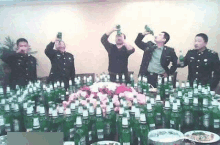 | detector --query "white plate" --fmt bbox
[92,140,120,145]
[184,130,220,143]
[63,141,74,145]
[148,129,184,143]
